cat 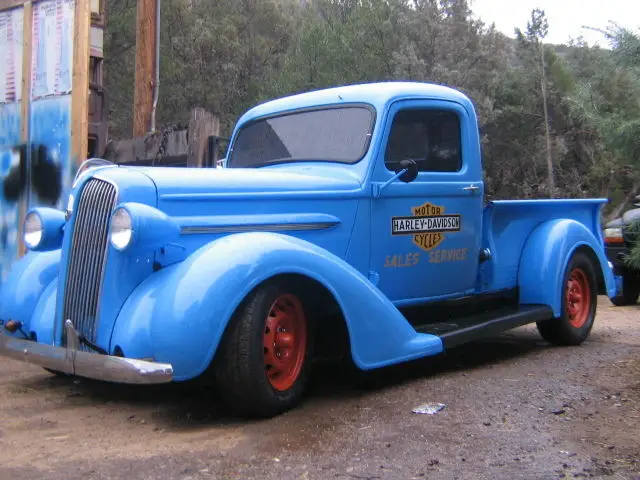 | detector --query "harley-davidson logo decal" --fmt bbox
[391,202,461,251]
